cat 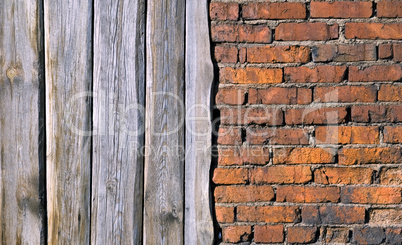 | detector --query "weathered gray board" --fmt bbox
[44,0,92,243]
[0,0,45,244]
[91,0,145,244]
